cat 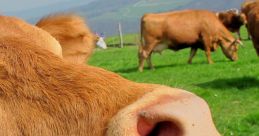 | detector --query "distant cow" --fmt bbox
[0,18,220,135]
[36,14,107,64]
[0,15,63,58]
[241,1,259,55]
[138,10,241,72]
[216,9,247,40]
